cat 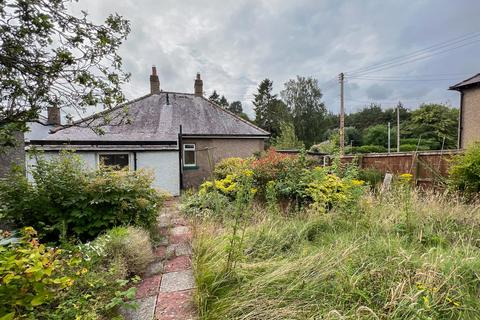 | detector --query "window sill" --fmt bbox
[183,165,199,170]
